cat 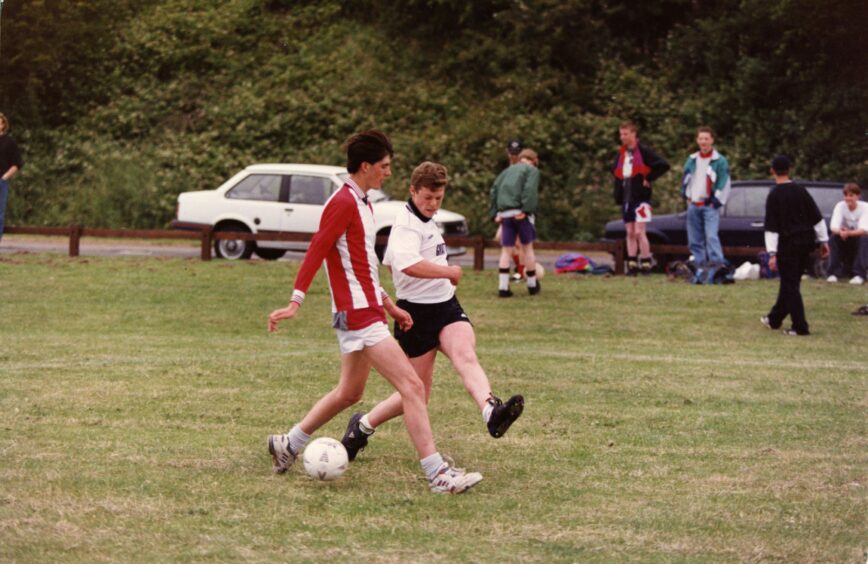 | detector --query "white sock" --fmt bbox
[482,401,494,423]
[499,268,510,291]
[359,414,375,435]
[421,452,445,480]
[287,424,310,454]
[526,270,537,288]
